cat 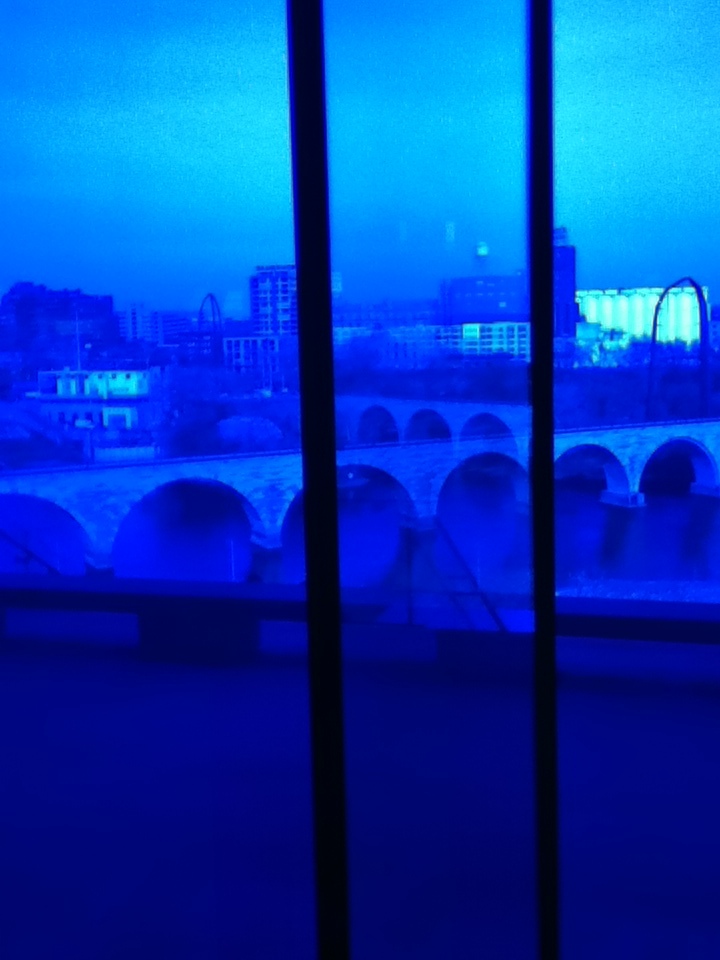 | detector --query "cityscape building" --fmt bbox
[577,286,711,343]
[118,304,161,344]
[223,335,282,391]
[459,321,531,360]
[553,227,581,337]
[333,298,441,329]
[440,272,529,325]
[0,283,118,354]
[29,367,162,452]
[250,265,342,337]
[250,266,297,337]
